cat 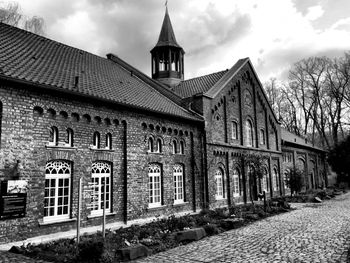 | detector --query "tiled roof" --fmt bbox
[0,22,201,122]
[281,129,326,152]
[172,70,228,98]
